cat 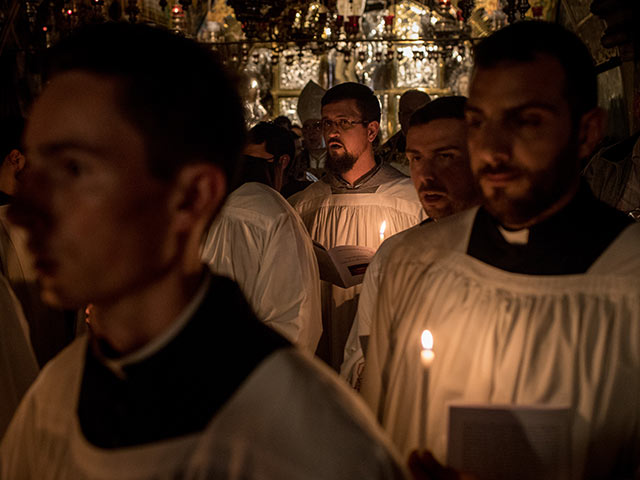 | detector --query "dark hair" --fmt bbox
[248,122,295,163]
[0,116,24,163]
[409,96,466,128]
[474,21,597,120]
[273,115,293,131]
[46,22,245,185]
[321,82,381,123]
